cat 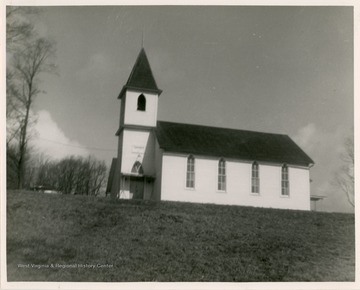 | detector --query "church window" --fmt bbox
[218,158,226,191]
[251,162,260,194]
[186,155,195,188]
[131,161,144,175]
[281,164,289,196]
[137,94,146,111]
